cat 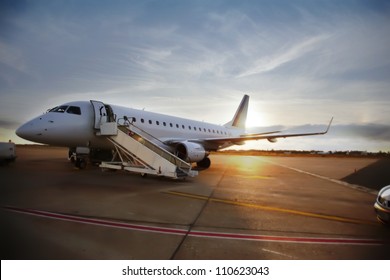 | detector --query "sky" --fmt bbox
[0,0,389,152]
